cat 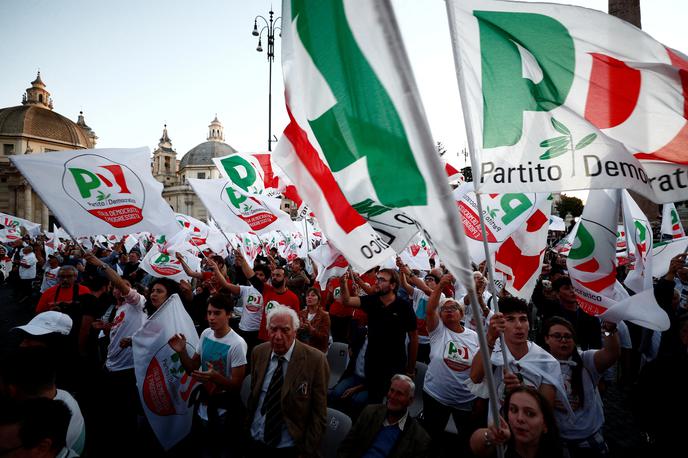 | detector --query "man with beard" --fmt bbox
[338,374,430,457]
[340,269,418,403]
[36,266,90,314]
[245,262,301,342]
